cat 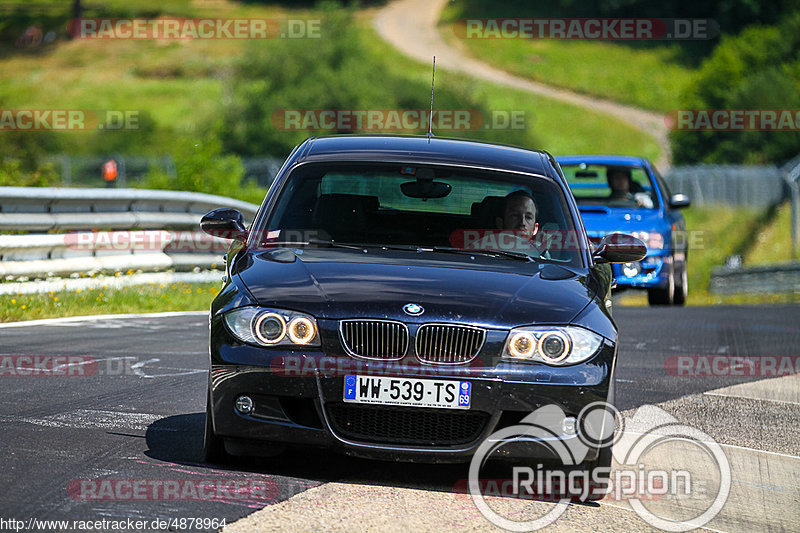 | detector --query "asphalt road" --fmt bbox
[0,306,798,531]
